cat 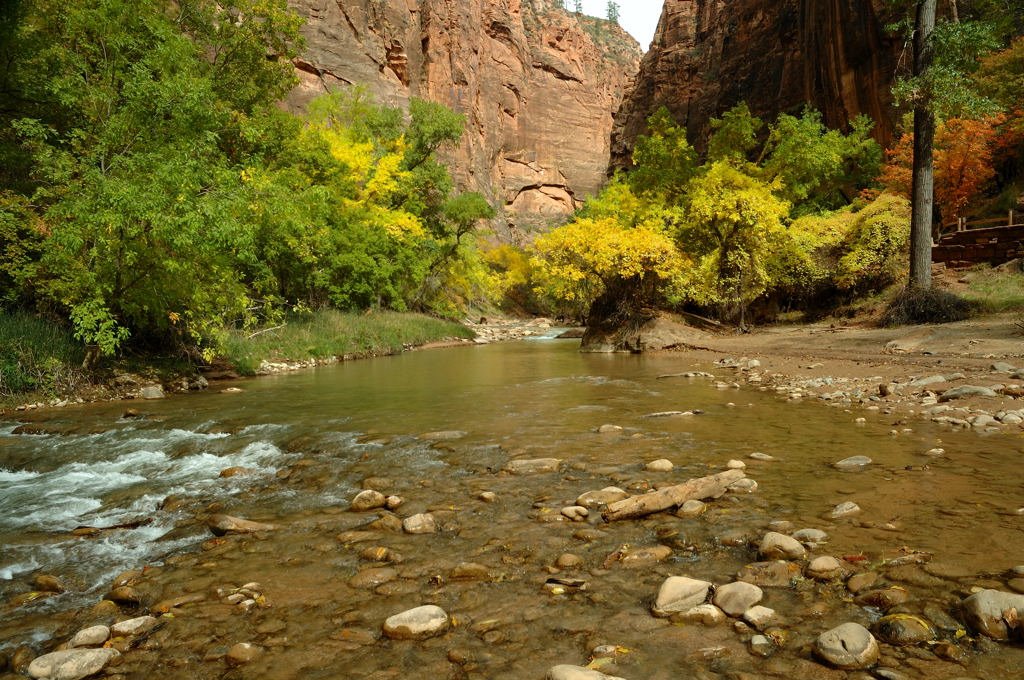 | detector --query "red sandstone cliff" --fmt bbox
[288,0,641,239]
[611,0,900,168]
